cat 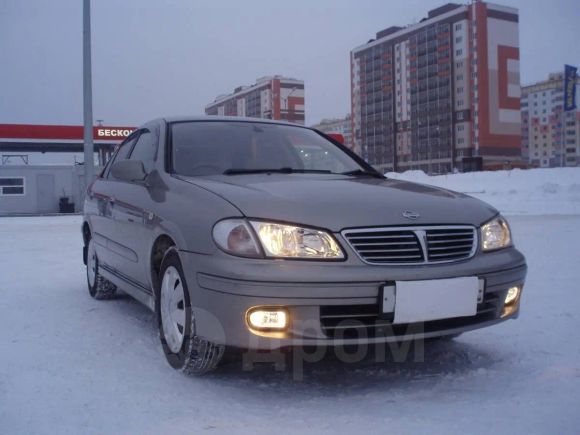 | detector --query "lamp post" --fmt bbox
[83,0,95,187]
